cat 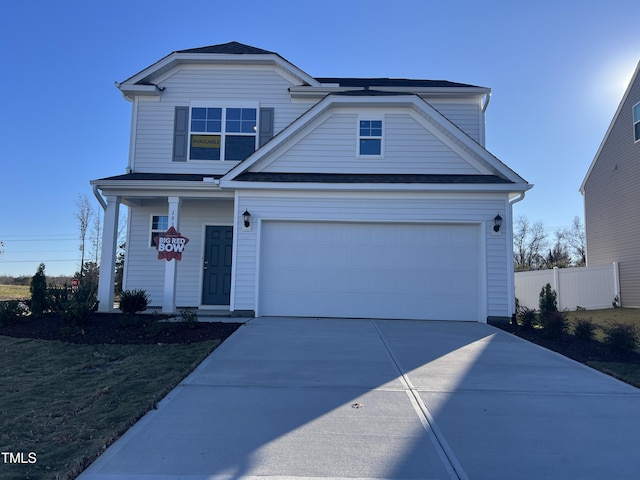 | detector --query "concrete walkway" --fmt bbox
[78,317,640,479]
